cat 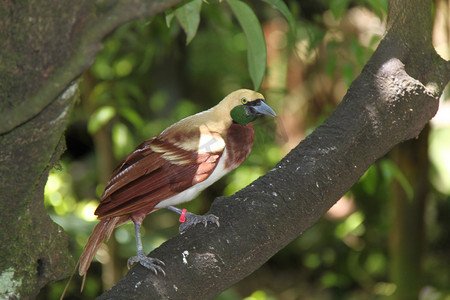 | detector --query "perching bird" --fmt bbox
[77,89,276,282]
